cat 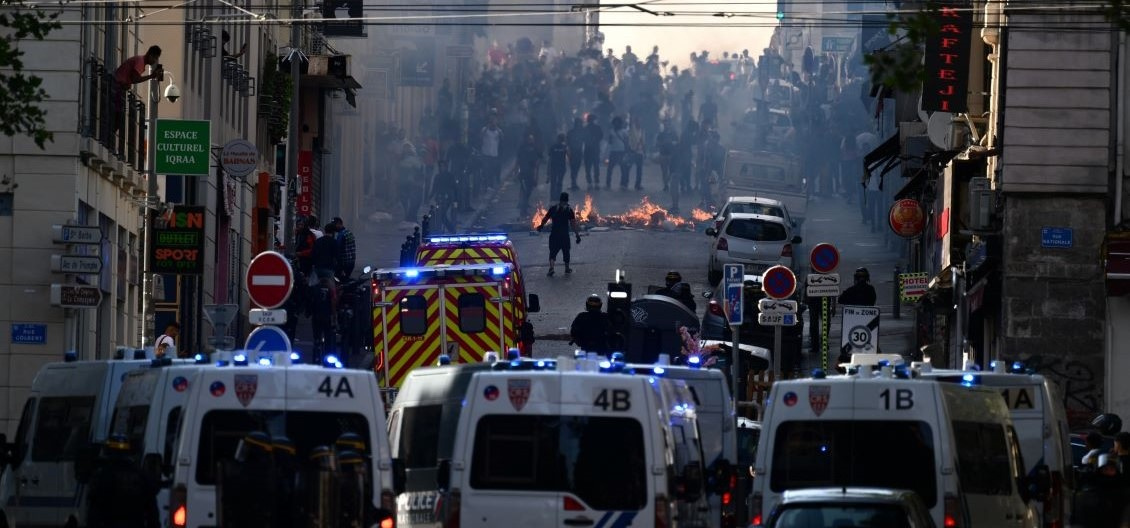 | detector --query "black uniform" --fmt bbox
[583,122,603,185]
[548,142,569,201]
[571,310,612,353]
[838,282,877,306]
[656,283,696,313]
[566,125,586,186]
[545,203,576,263]
[86,454,160,528]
